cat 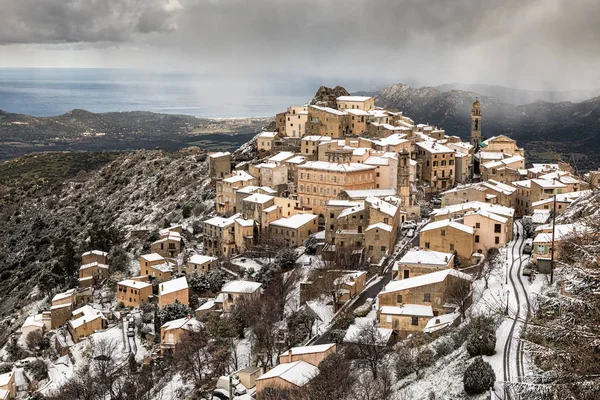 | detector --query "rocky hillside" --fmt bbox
[0,148,223,346]
[310,85,351,108]
[376,84,600,171]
